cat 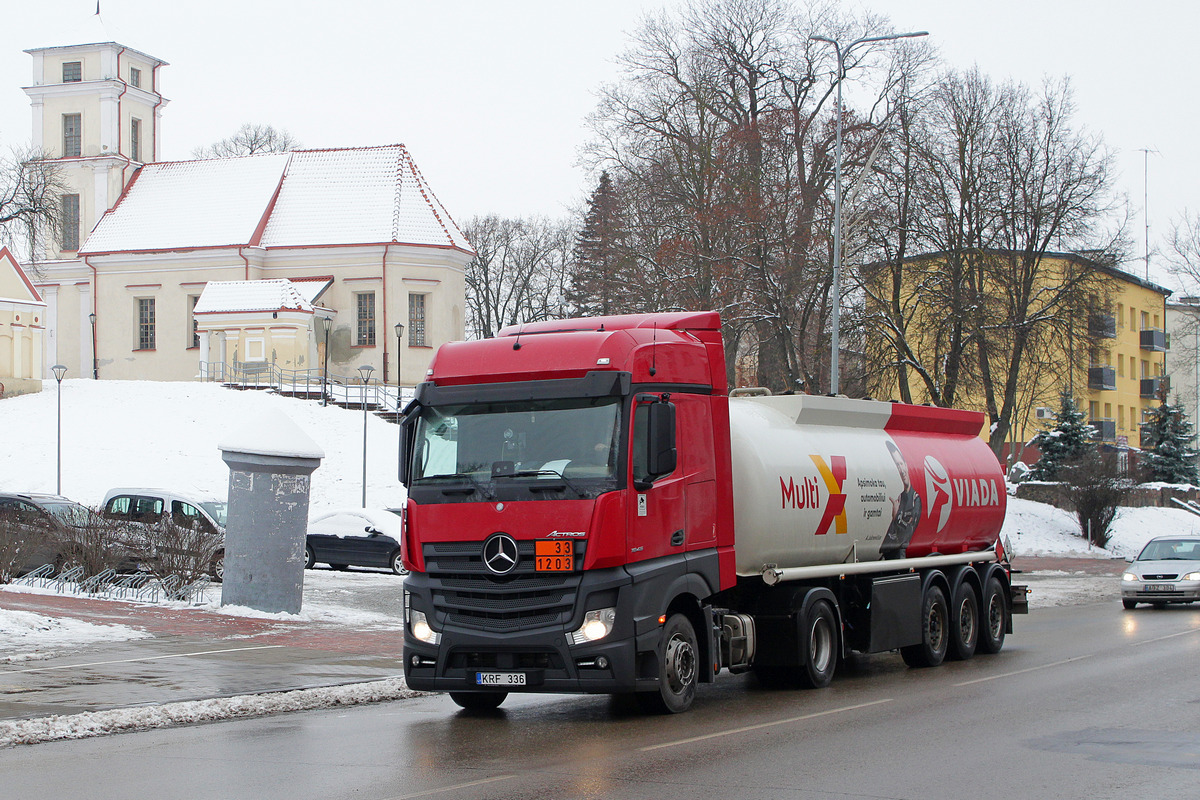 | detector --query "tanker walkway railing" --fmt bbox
[198,360,414,418]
